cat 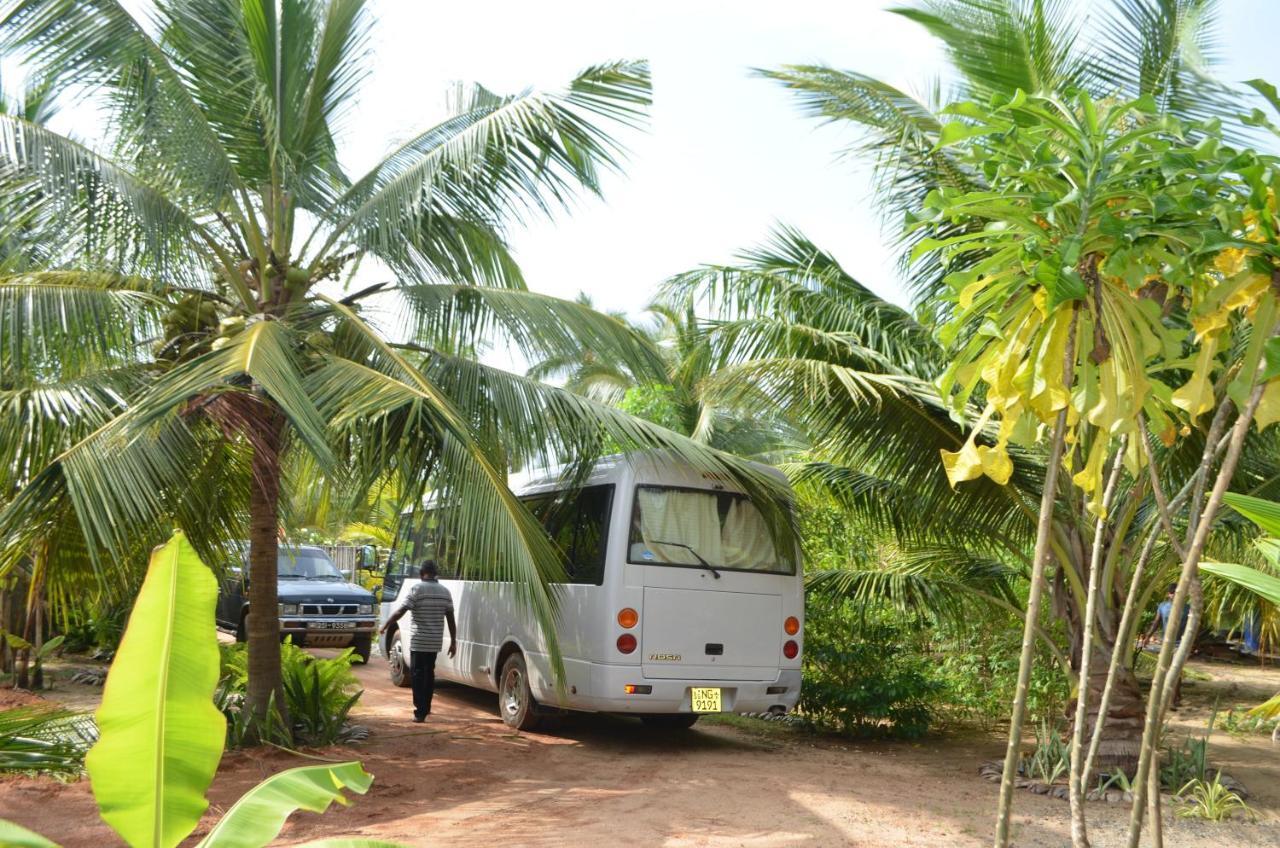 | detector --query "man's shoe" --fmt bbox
[412,714,425,723]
